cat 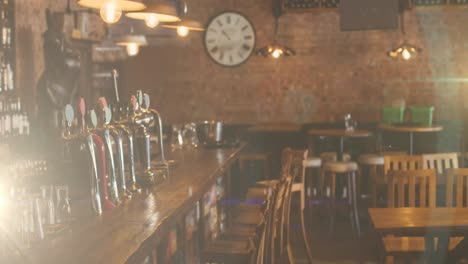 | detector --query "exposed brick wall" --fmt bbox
[123,1,468,124]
